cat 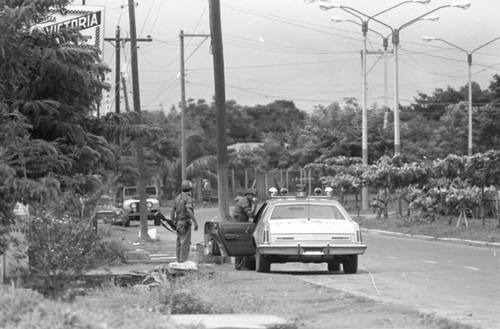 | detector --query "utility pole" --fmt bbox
[121,75,130,112]
[104,27,151,114]
[180,30,186,182]
[179,30,210,181]
[209,0,230,221]
[128,0,149,240]
[365,48,393,129]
